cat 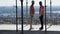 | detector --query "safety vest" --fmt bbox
[30,5,35,16]
[39,6,44,16]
